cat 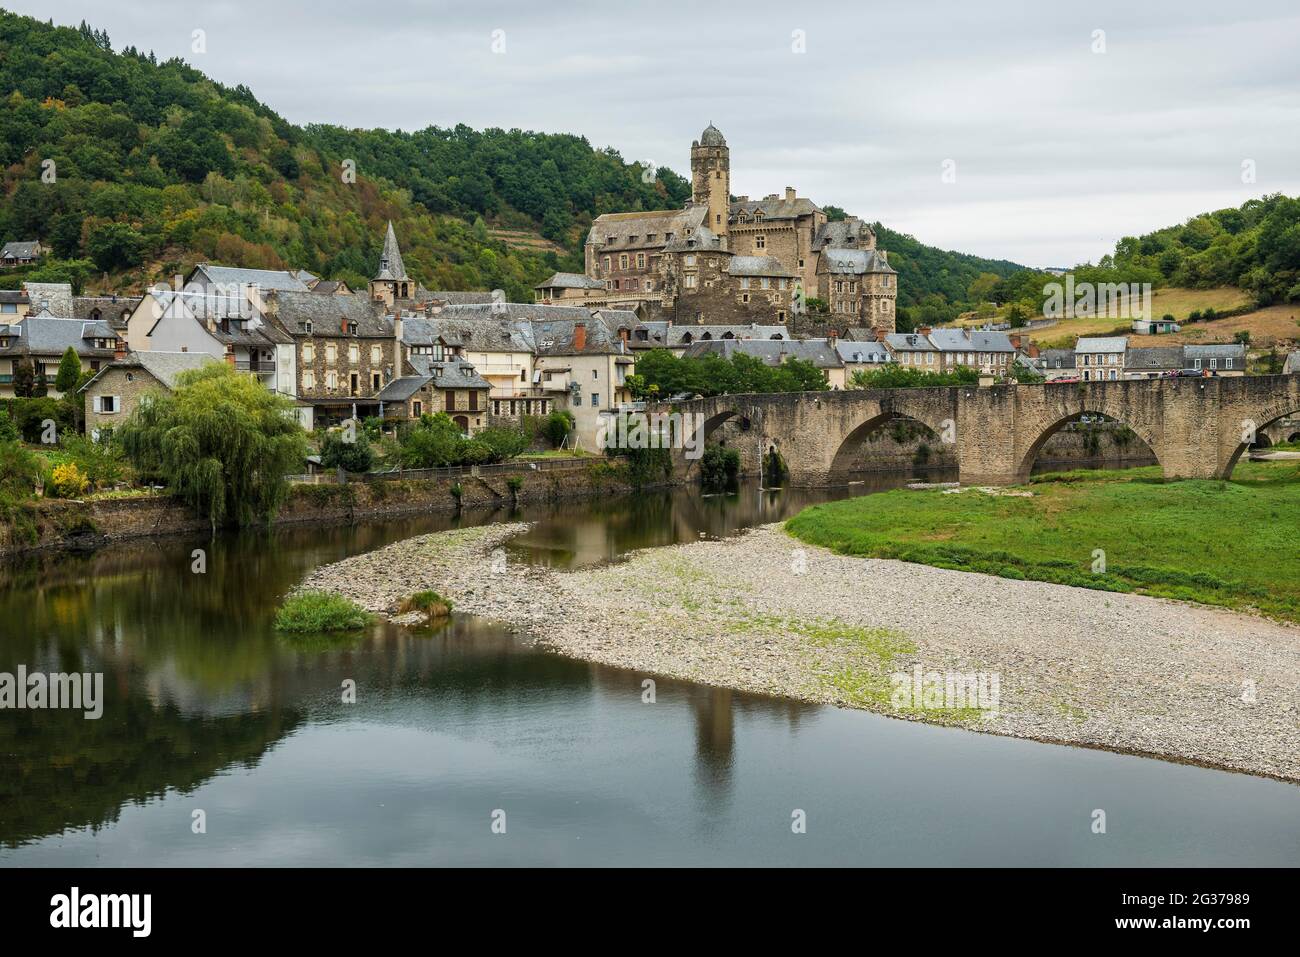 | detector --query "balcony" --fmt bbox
[235,360,277,373]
